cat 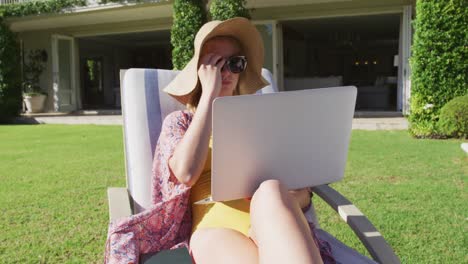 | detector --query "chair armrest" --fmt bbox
[312,184,400,264]
[107,187,133,221]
